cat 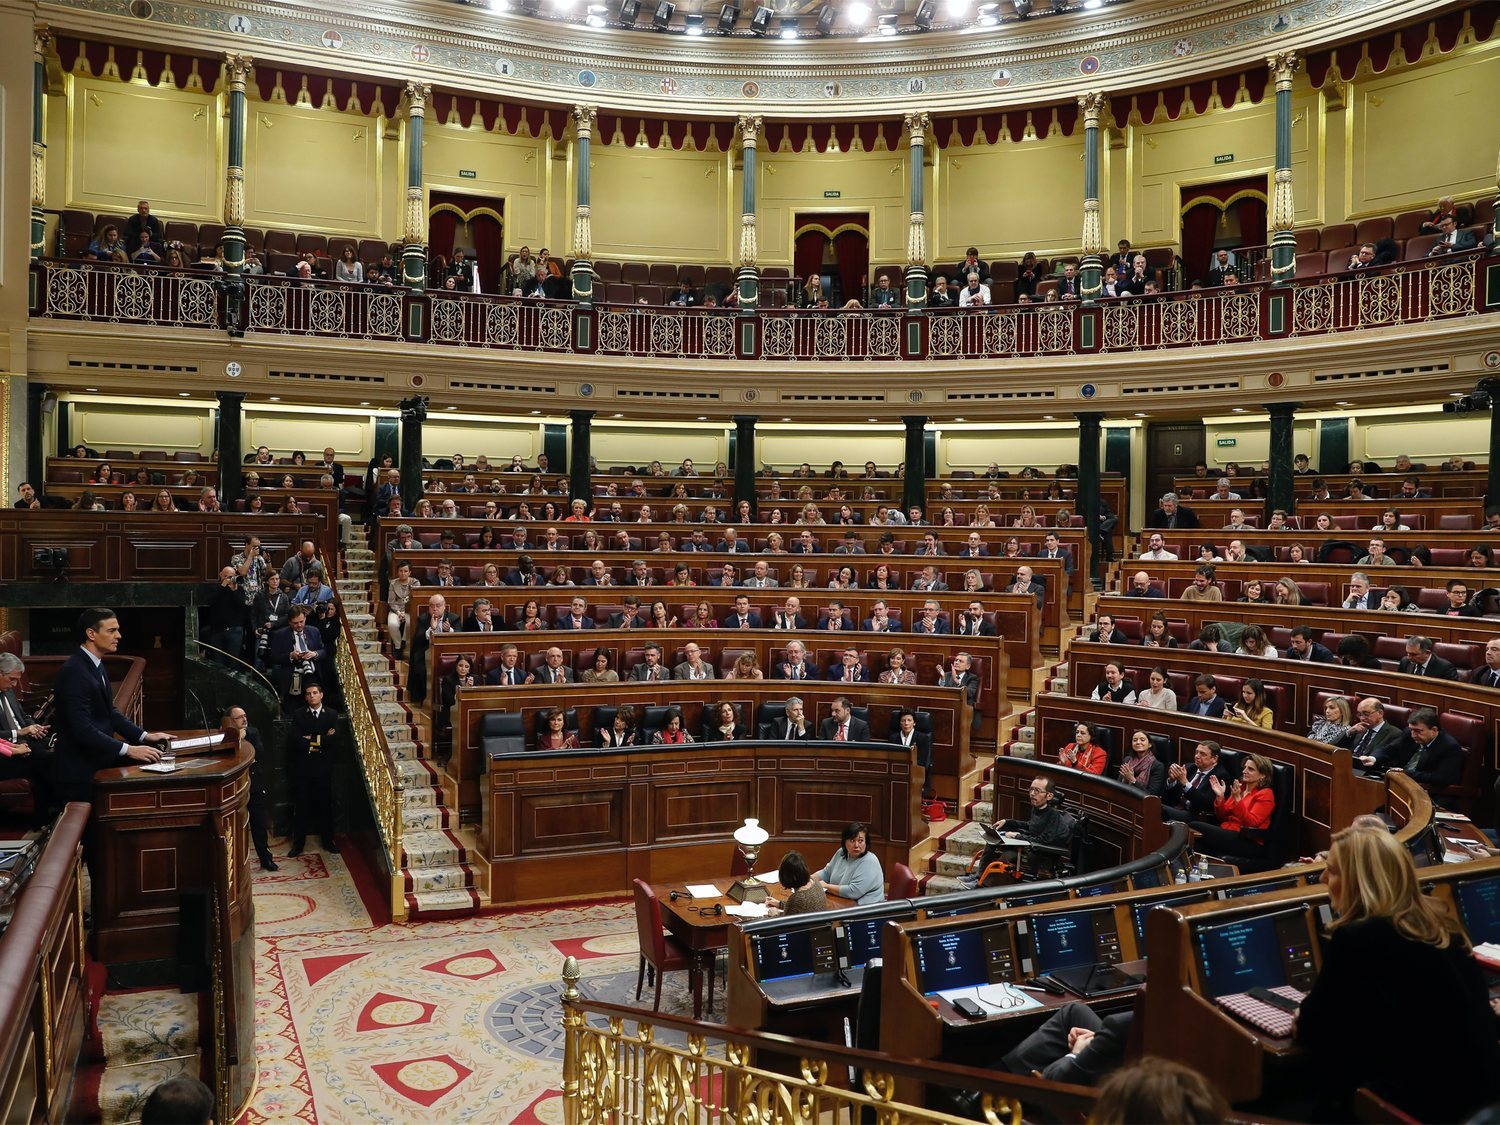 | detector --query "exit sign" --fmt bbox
[1216,438,1237,447]
[1213,153,1234,165]
[459,169,478,179]
[823,190,841,198]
